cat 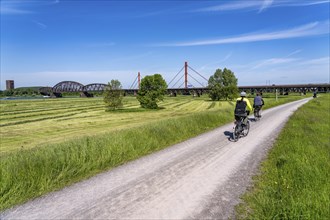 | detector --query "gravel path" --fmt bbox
[1,98,311,219]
